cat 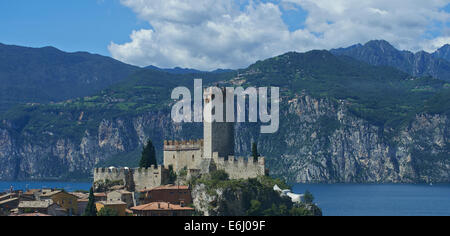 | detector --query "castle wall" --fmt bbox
[164,149,204,173]
[163,140,204,173]
[93,166,169,191]
[133,166,169,191]
[94,168,127,185]
[213,154,266,179]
